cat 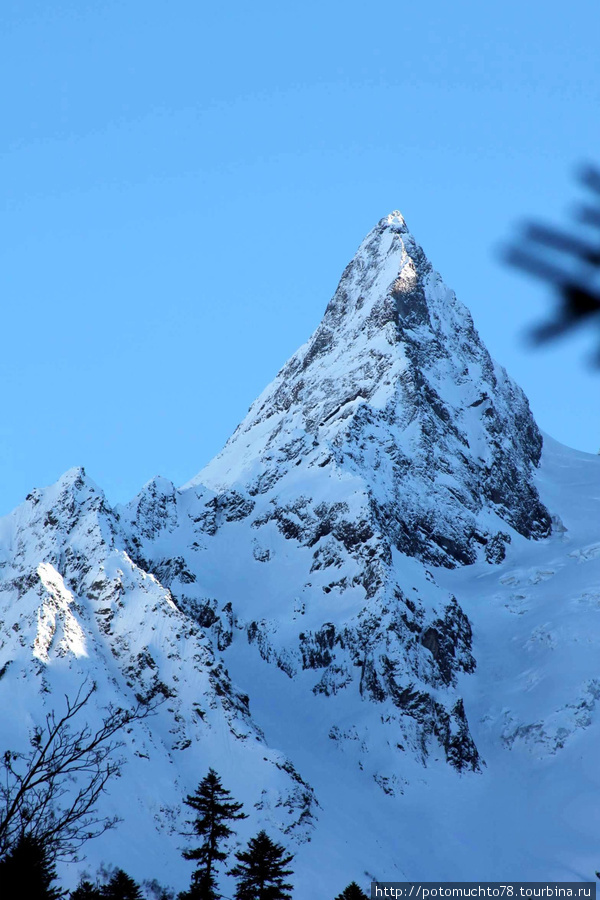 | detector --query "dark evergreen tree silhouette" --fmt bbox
[334,882,369,900]
[100,868,143,900]
[228,829,293,900]
[0,832,63,899]
[70,880,103,899]
[180,768,246,899]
